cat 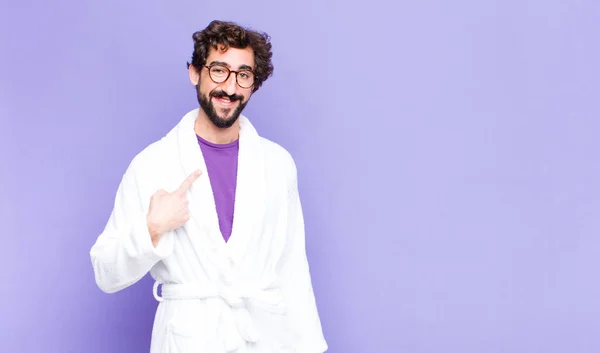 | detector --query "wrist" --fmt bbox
[146,217,163,246]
